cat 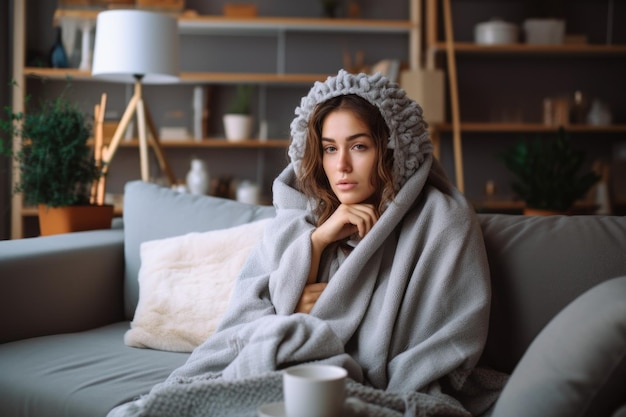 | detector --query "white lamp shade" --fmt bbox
[92,10,180,84]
